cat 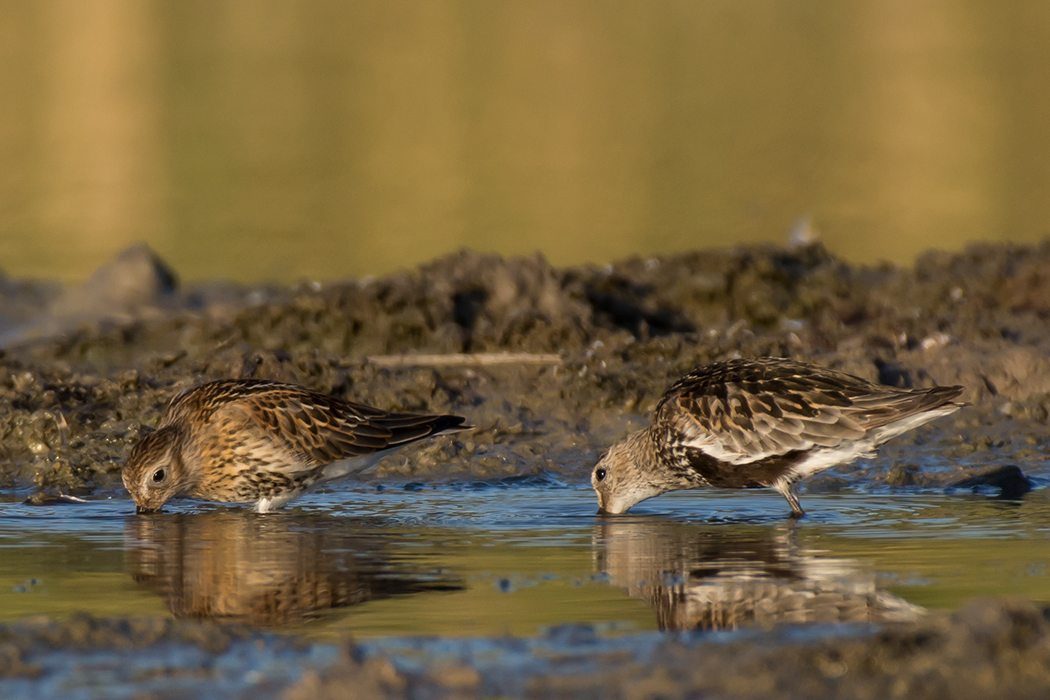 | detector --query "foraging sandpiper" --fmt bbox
[592,358,964,516]
[123,379,469,513]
